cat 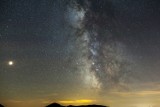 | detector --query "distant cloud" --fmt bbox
[111,90,160,97]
